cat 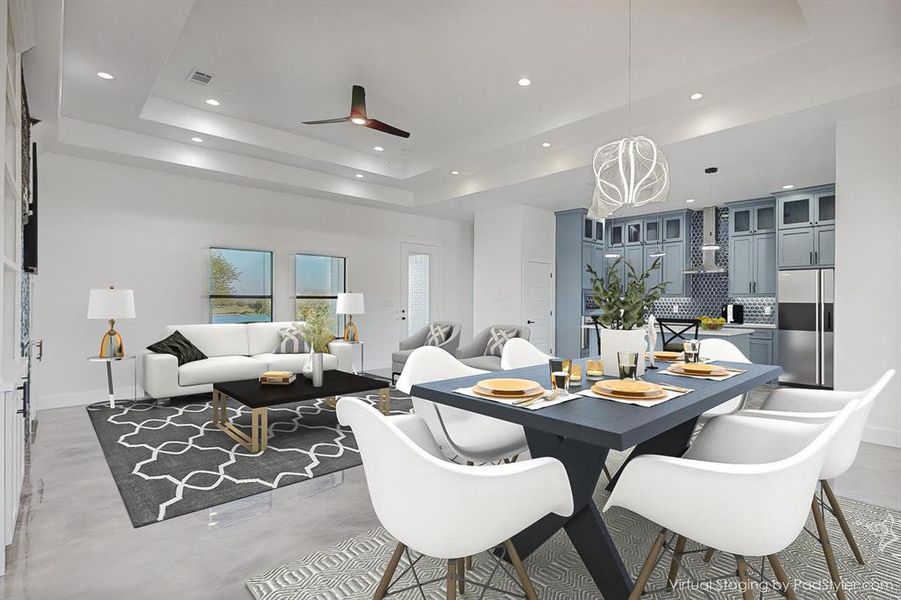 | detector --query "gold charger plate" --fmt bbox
[473,383,542,397]
[593,388,668,401]
[472,387,545,401]
[669,364,728,377]
[593,379,661,397]
[678,363,719,374]
[654,351,682,361]
[477,378,542,395]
